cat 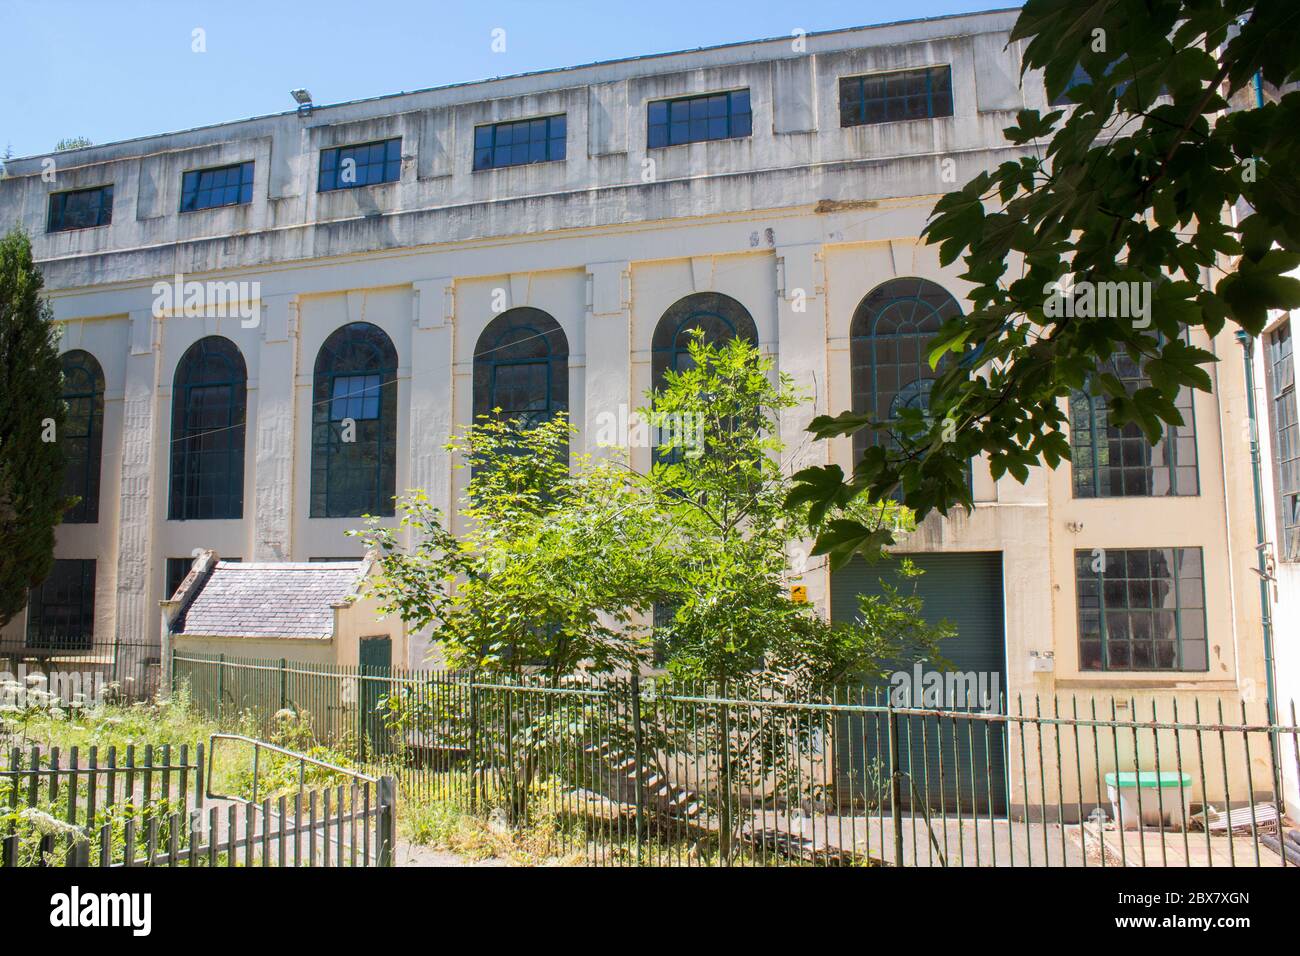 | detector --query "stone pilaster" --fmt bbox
[252,294,300,561]
[775,244,828,610]
[584,261,631,459]
[115,308,161,675]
